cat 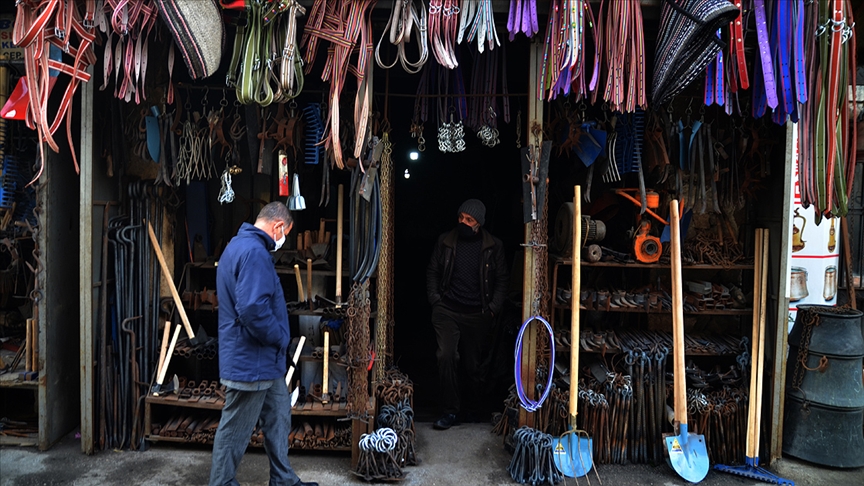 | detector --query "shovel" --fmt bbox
[553,185,594,478]
[286,336,306,407]
[664,199,709,483]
